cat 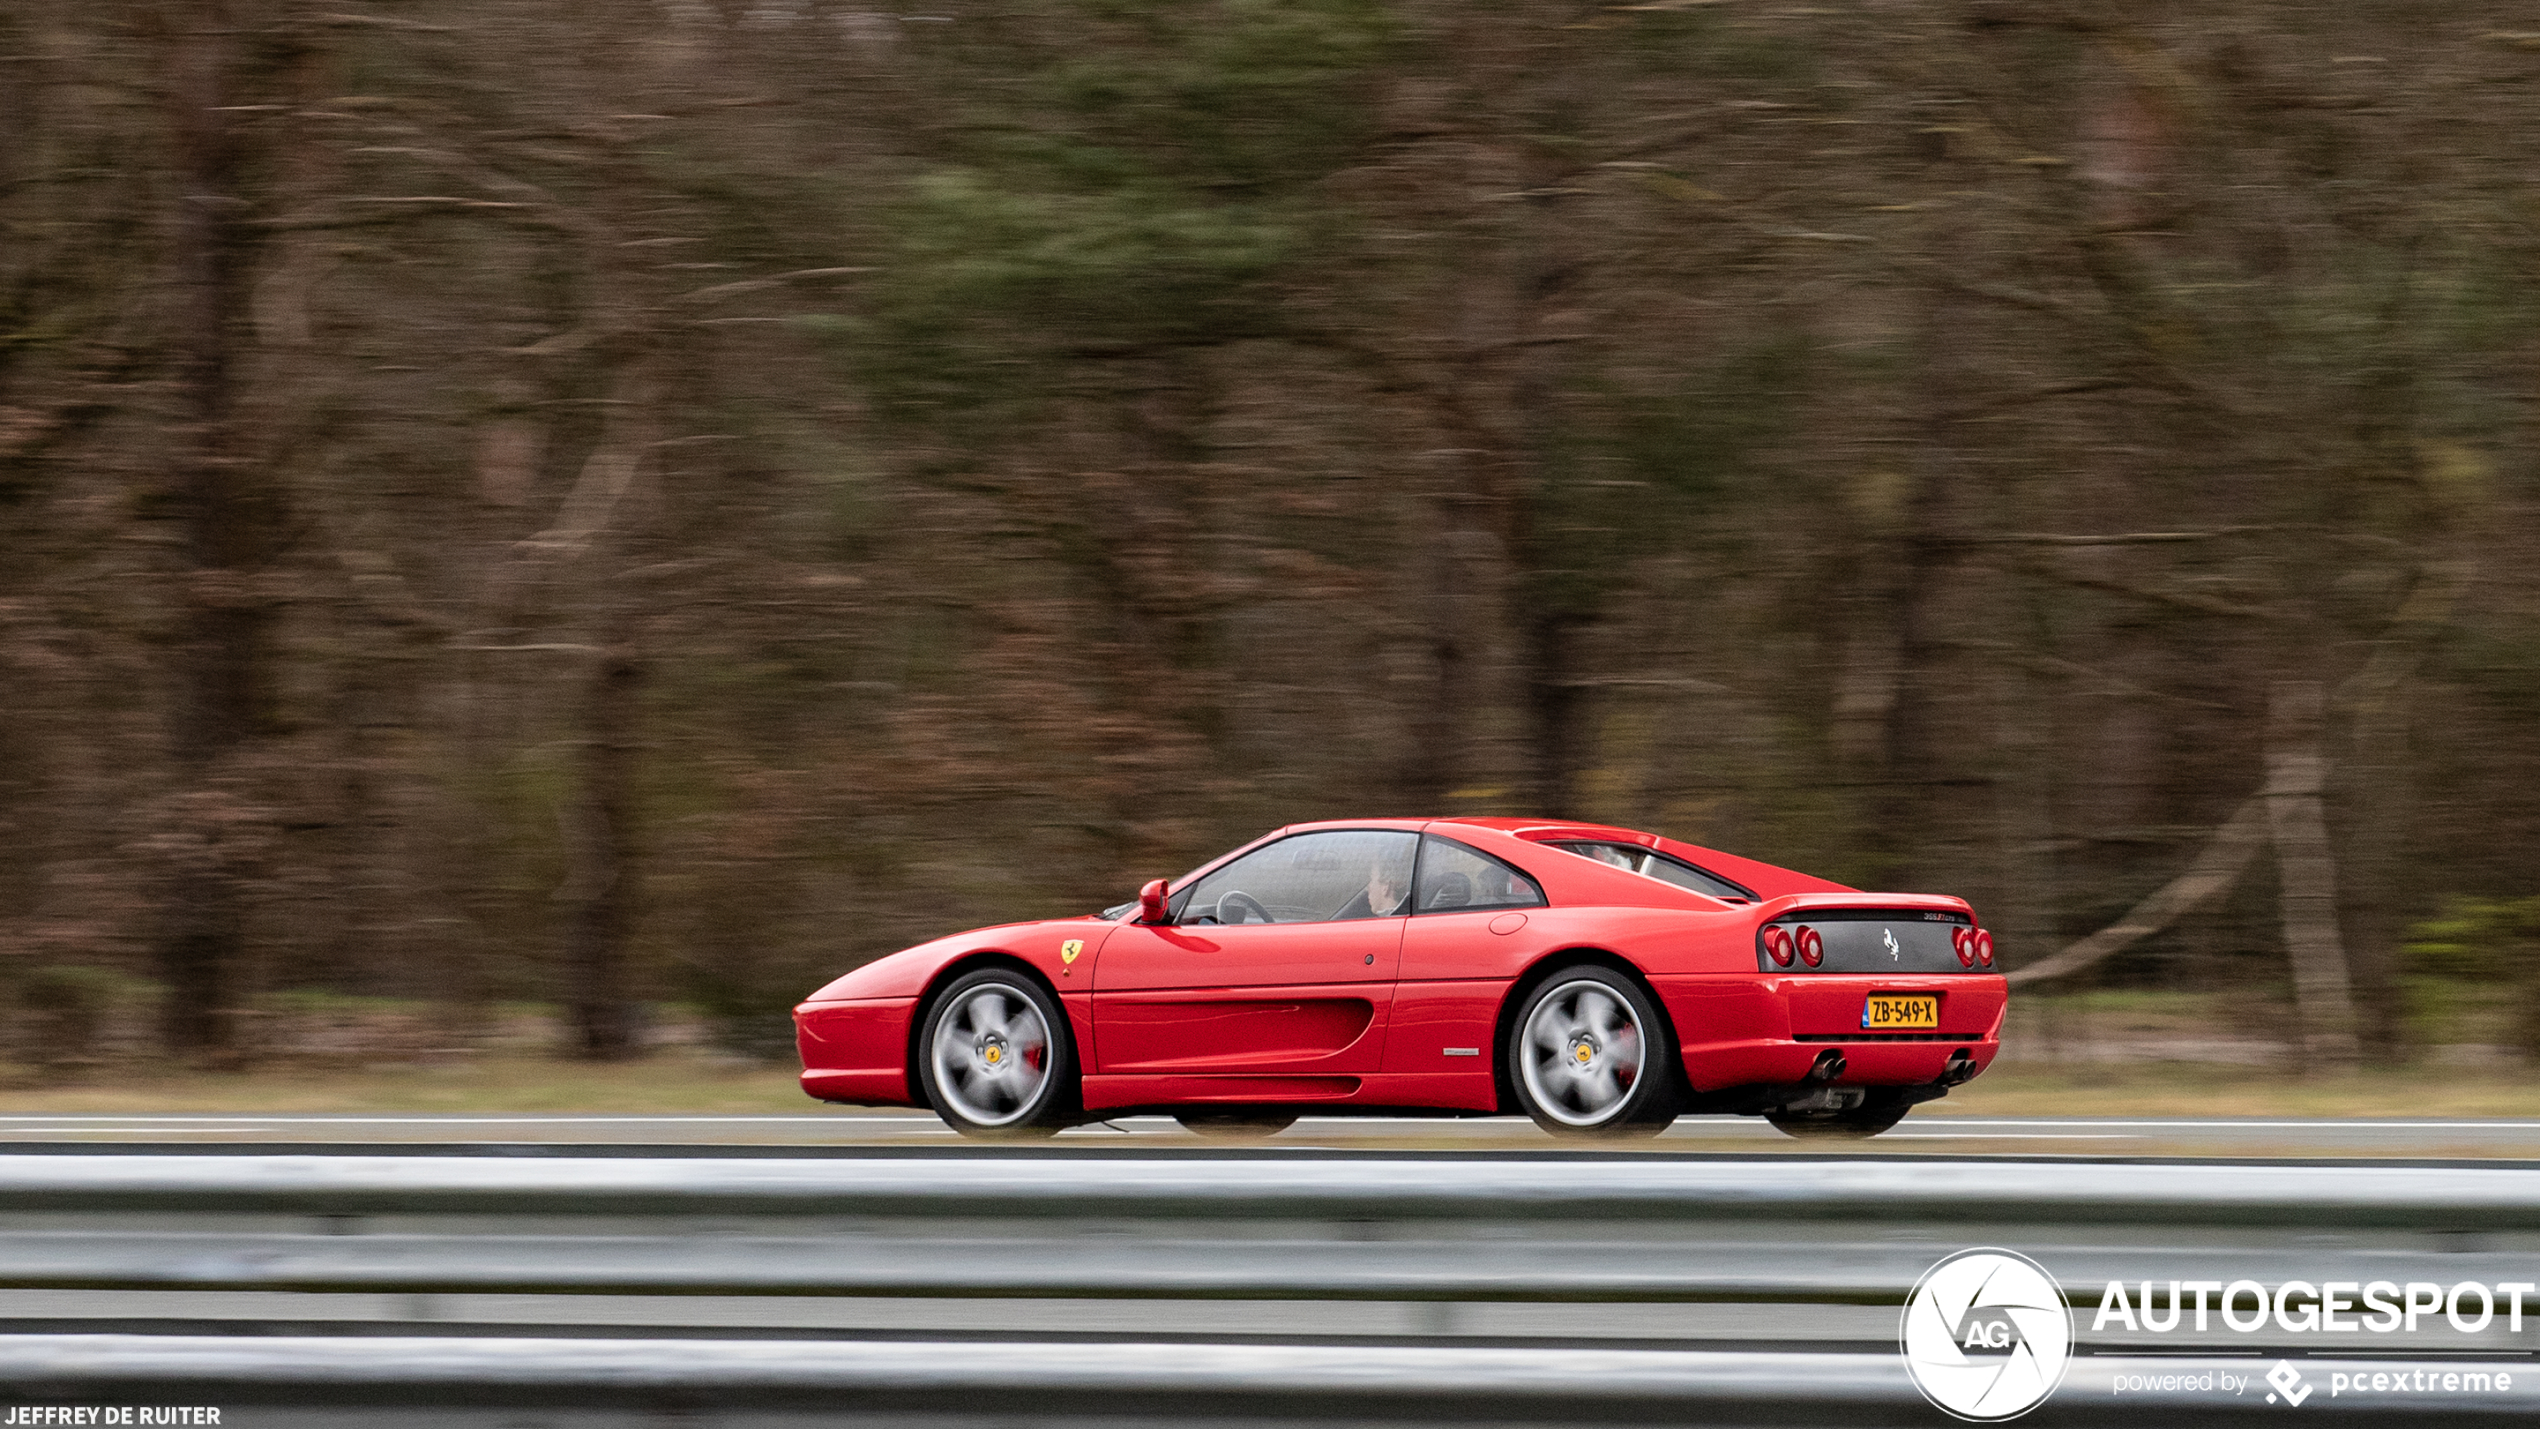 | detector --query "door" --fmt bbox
[1388,833,1551,1074]
[1092,829,1414,1075]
